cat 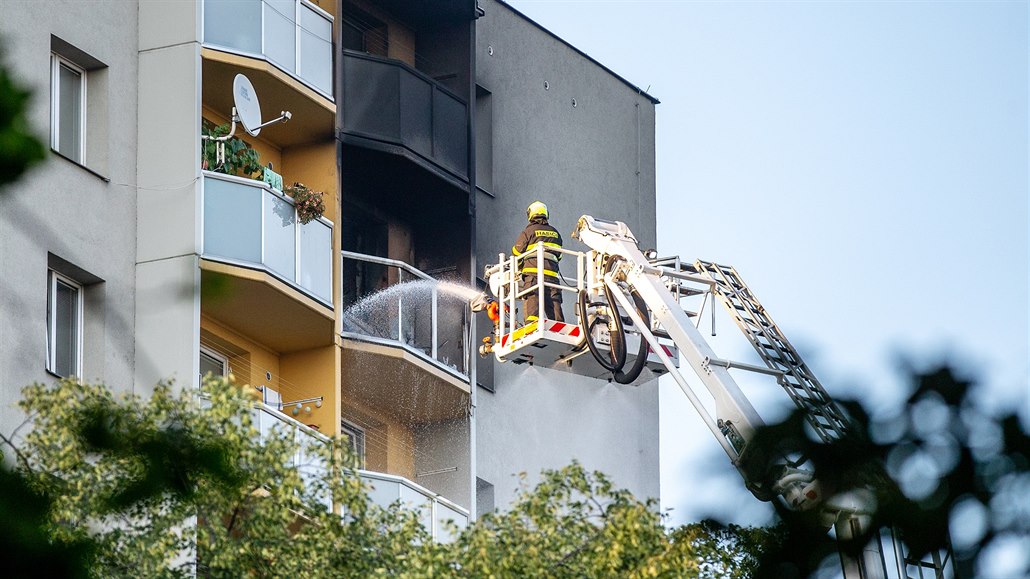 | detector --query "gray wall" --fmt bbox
[473,0,660,509]
[415,417,472,510]
[0,1,139,434]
